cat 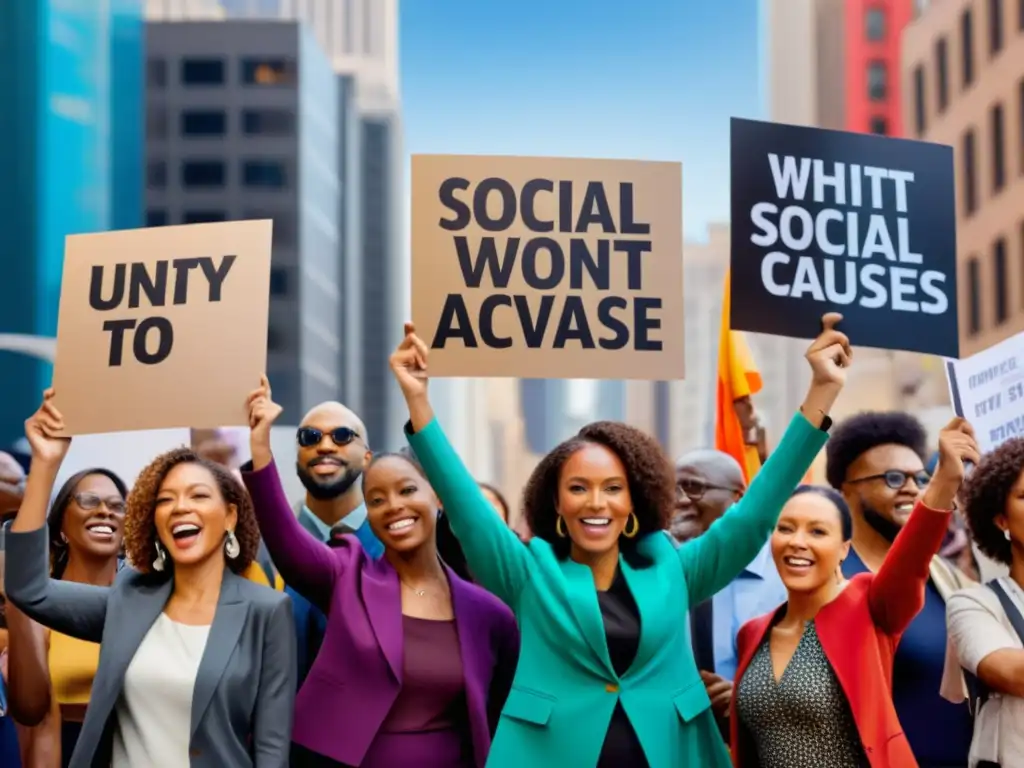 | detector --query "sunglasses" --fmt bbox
[73,492,126,514]
[847,470,930,490]
[676,479,742,501]
[297,426,362,448]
